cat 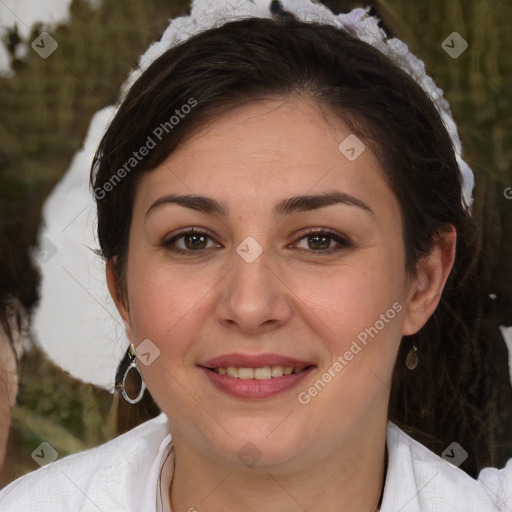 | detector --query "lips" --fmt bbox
[198,352,317,399]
